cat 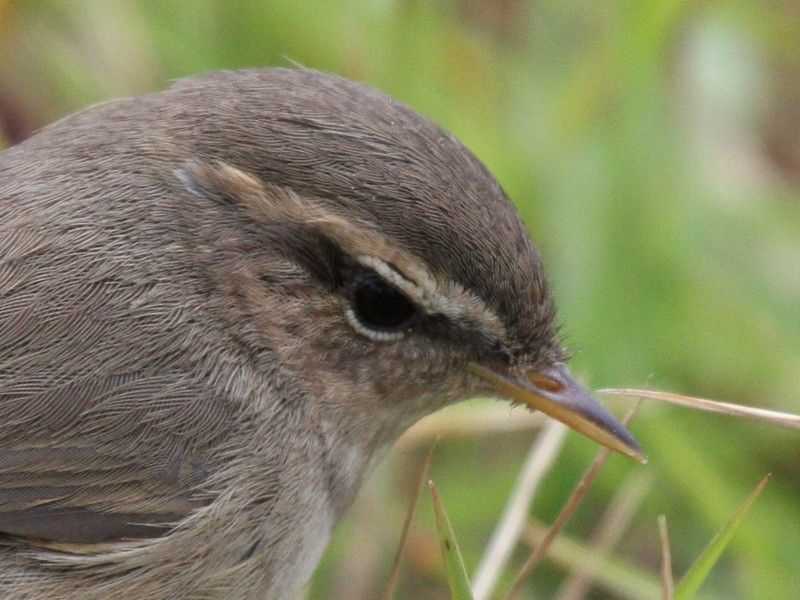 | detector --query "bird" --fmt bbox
[0,68,643,599]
